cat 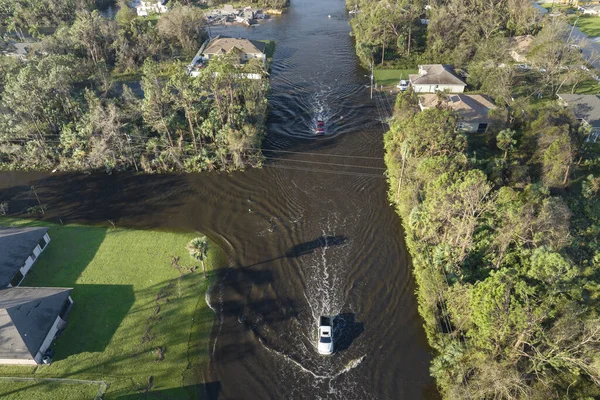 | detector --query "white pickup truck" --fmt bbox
[318,316,334,355]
